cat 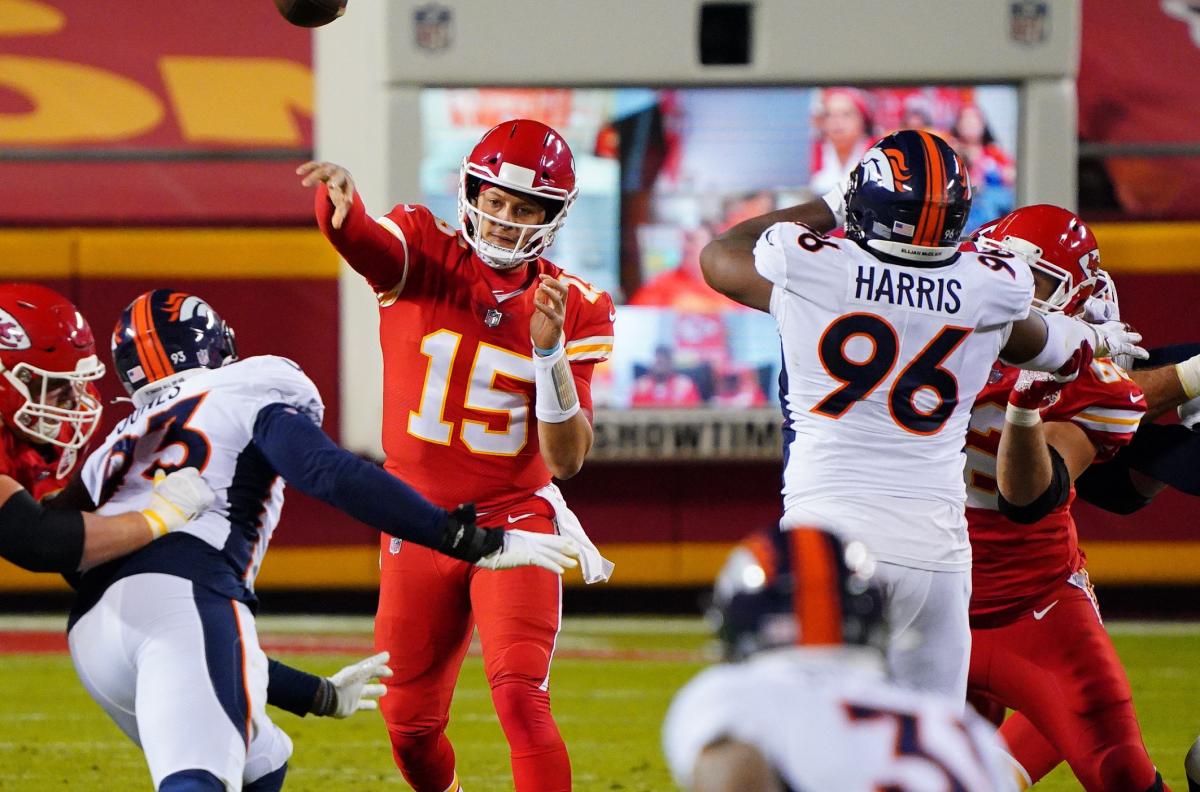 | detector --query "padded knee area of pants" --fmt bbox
[159,769,224,792]
[487,641,550,686]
